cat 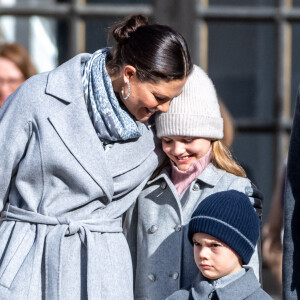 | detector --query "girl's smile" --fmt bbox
[162,136,212,171]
